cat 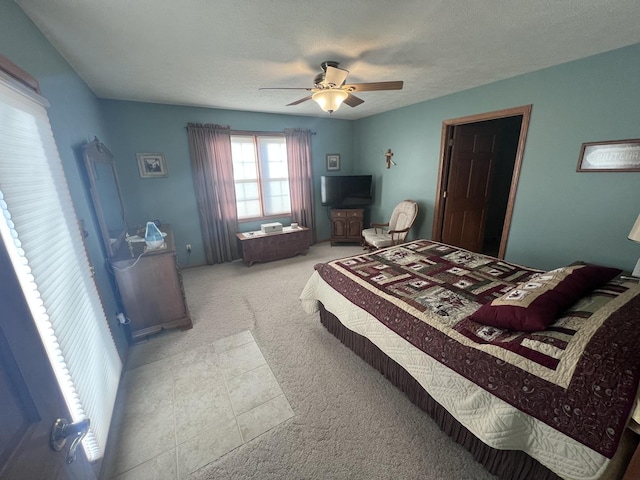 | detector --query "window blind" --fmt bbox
[0,71,122,461]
